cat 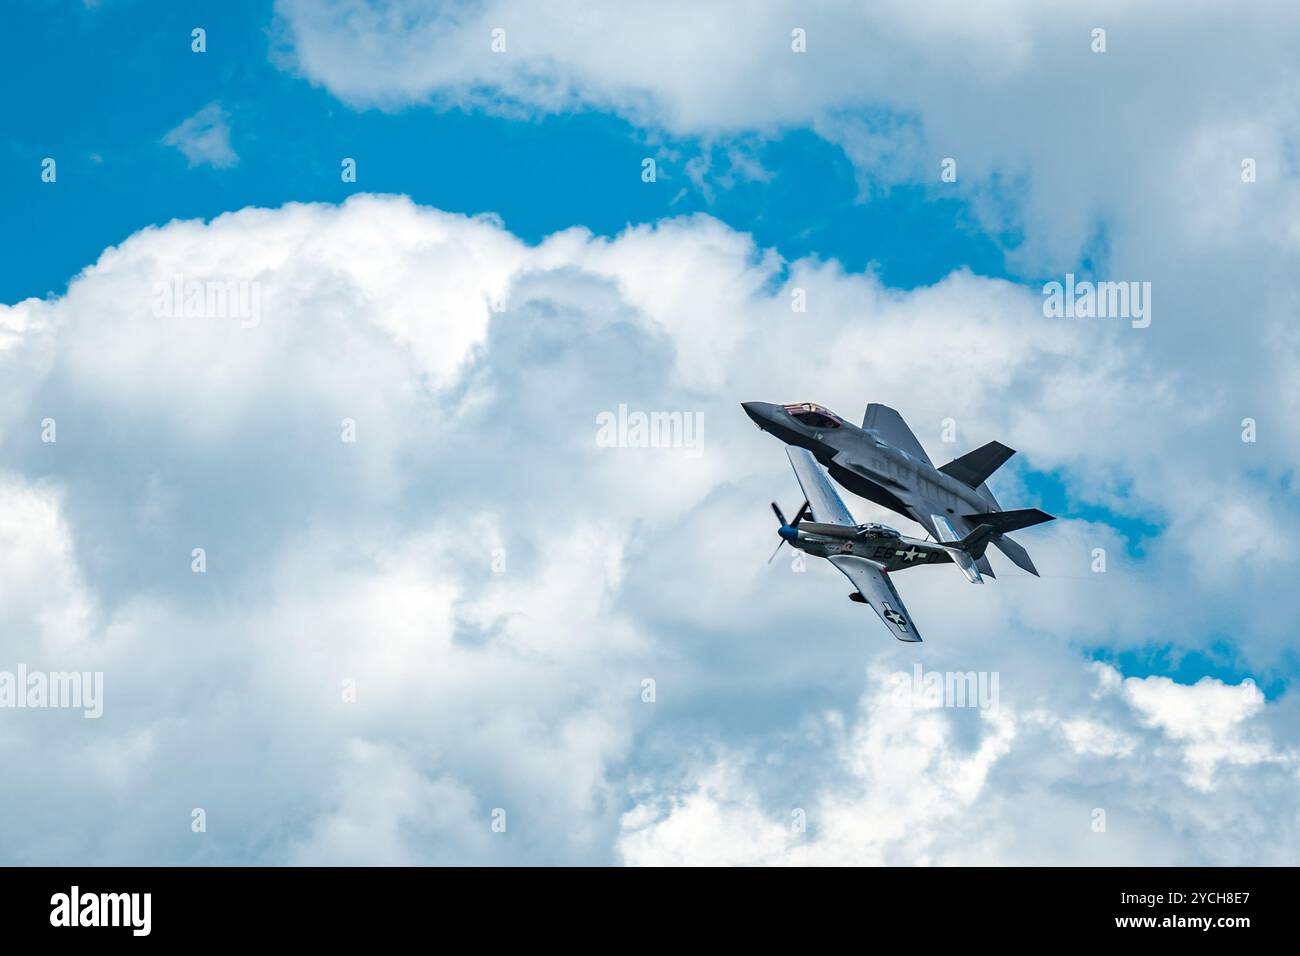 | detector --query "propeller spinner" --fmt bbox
[767,499,810,564]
